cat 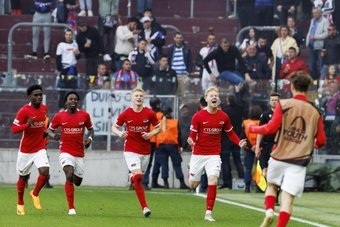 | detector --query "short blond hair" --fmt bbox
[204,86,219,98]
[131,87,145,95]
